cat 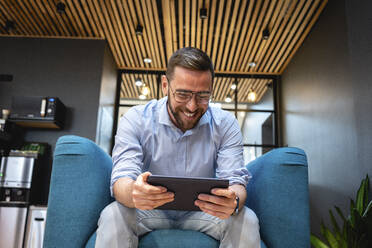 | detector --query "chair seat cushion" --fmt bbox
[139,229,219,248]
[86,229,267,247]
